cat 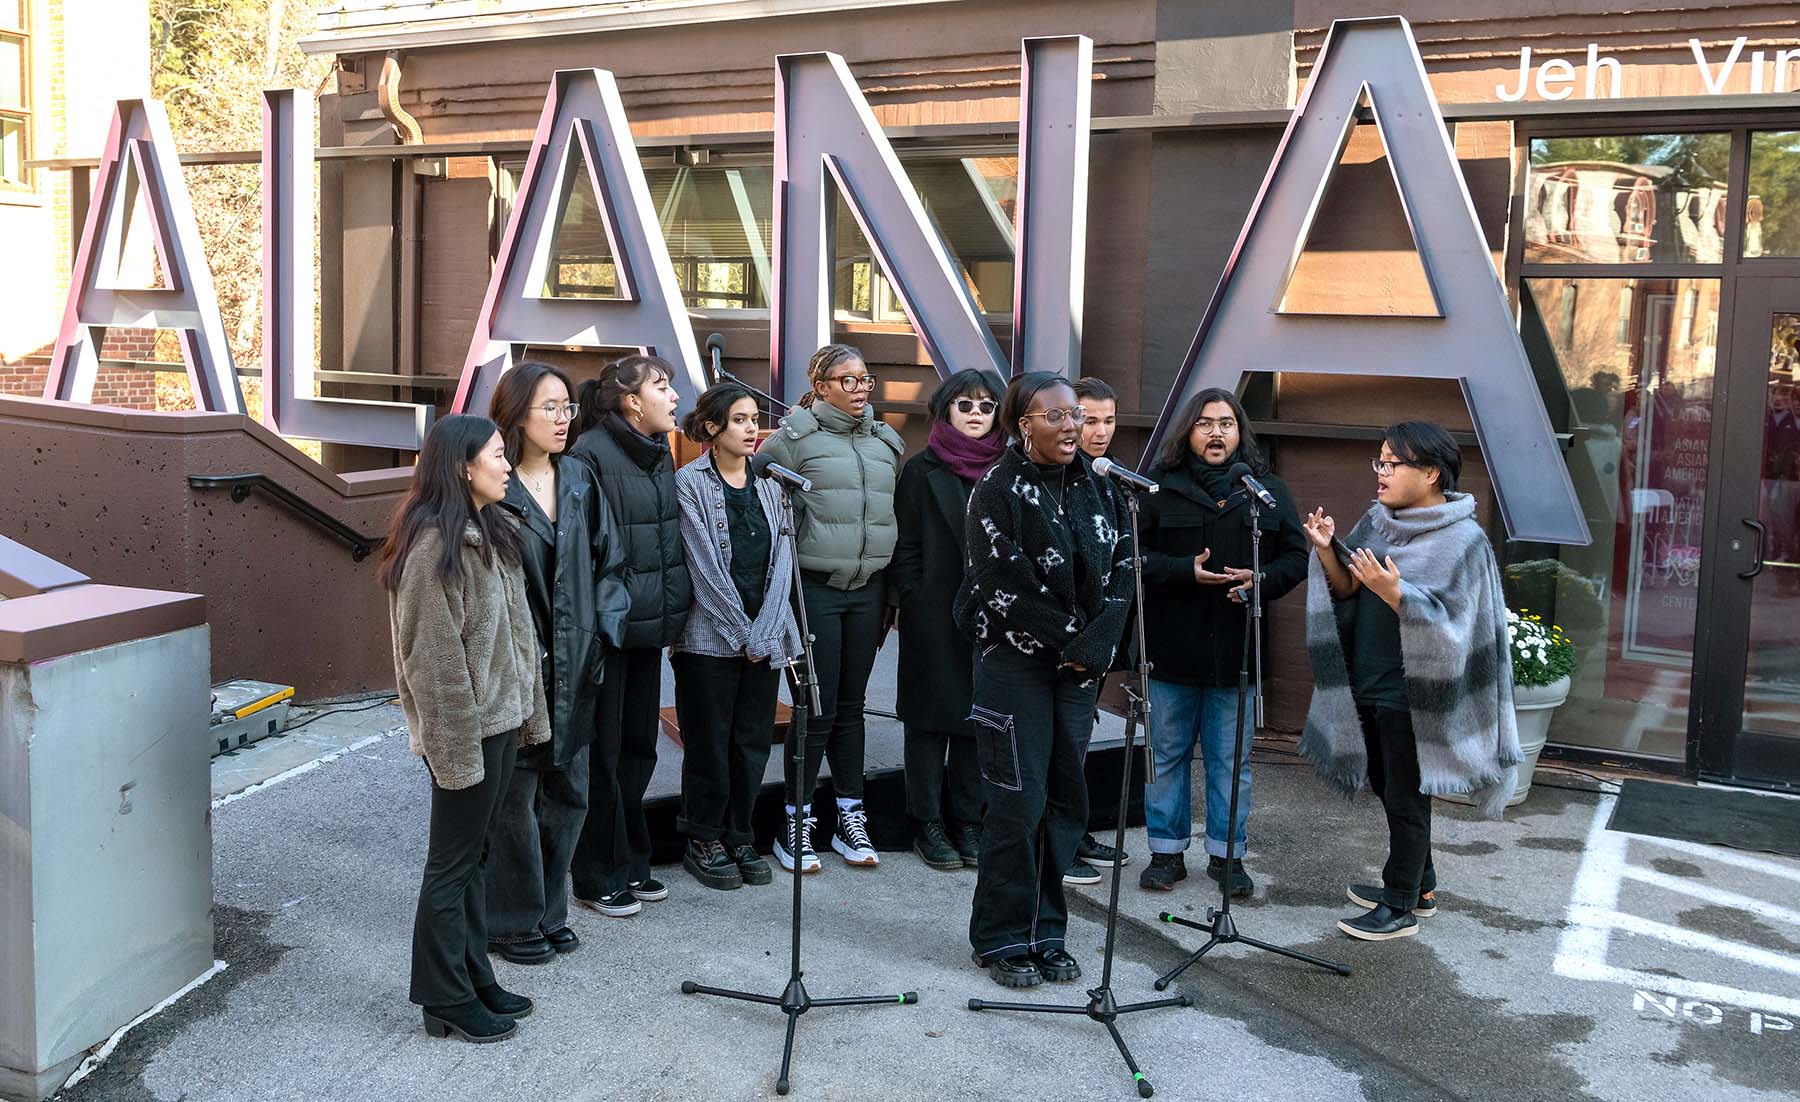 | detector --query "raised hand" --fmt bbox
[1347,547,1402,609]
[1302,508,1337,554]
